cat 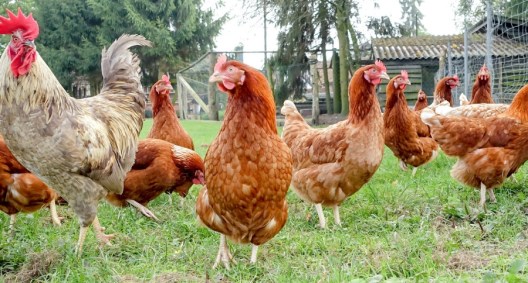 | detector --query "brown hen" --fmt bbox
[413,89,429,111]
[433,75,459,106]
[106,138,204,221]
[281,60,389,228]
[196,54,292,269]
[384,71,438,176]
[470,64,493,104]
[147,74,194,150]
